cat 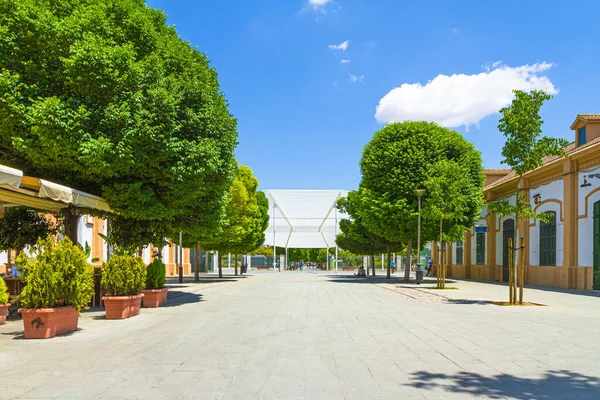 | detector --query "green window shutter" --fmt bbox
[539,212,556,266]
